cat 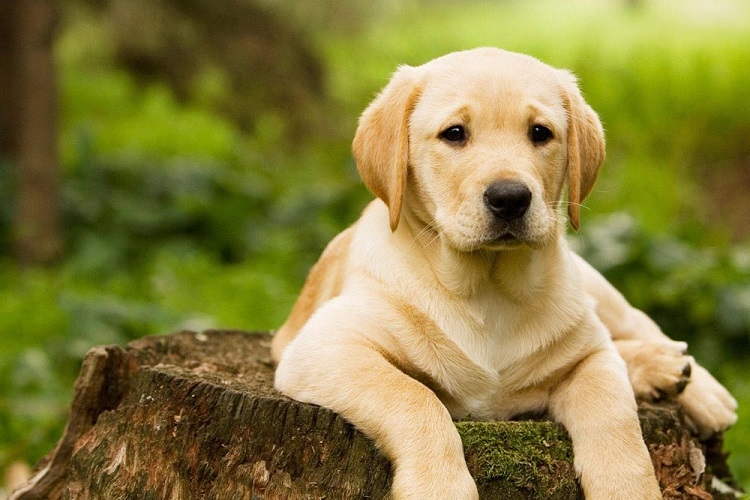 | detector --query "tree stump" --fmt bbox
[11,330,740,499]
